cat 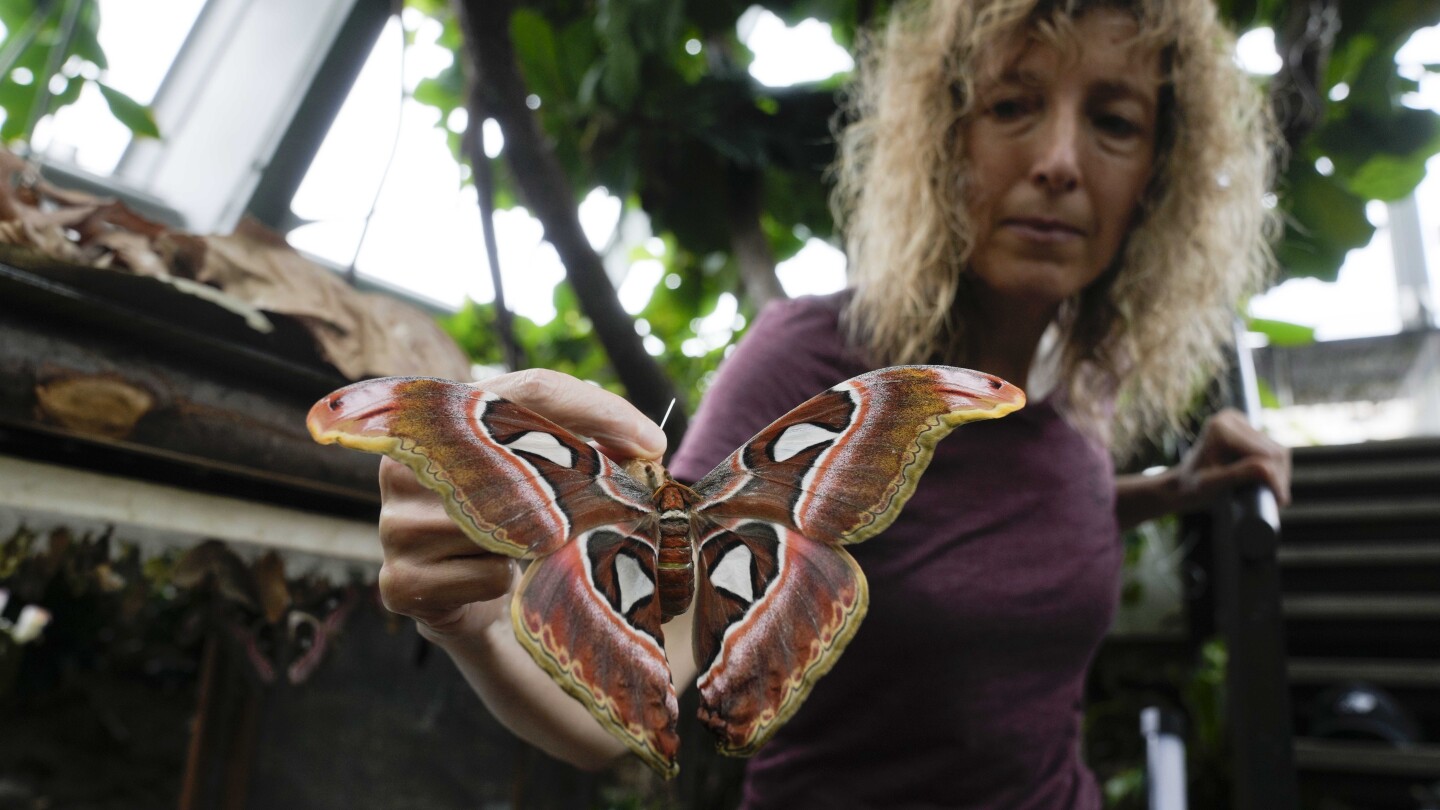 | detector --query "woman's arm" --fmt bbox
[1115,408,1291,531]
[375,369,695,771]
